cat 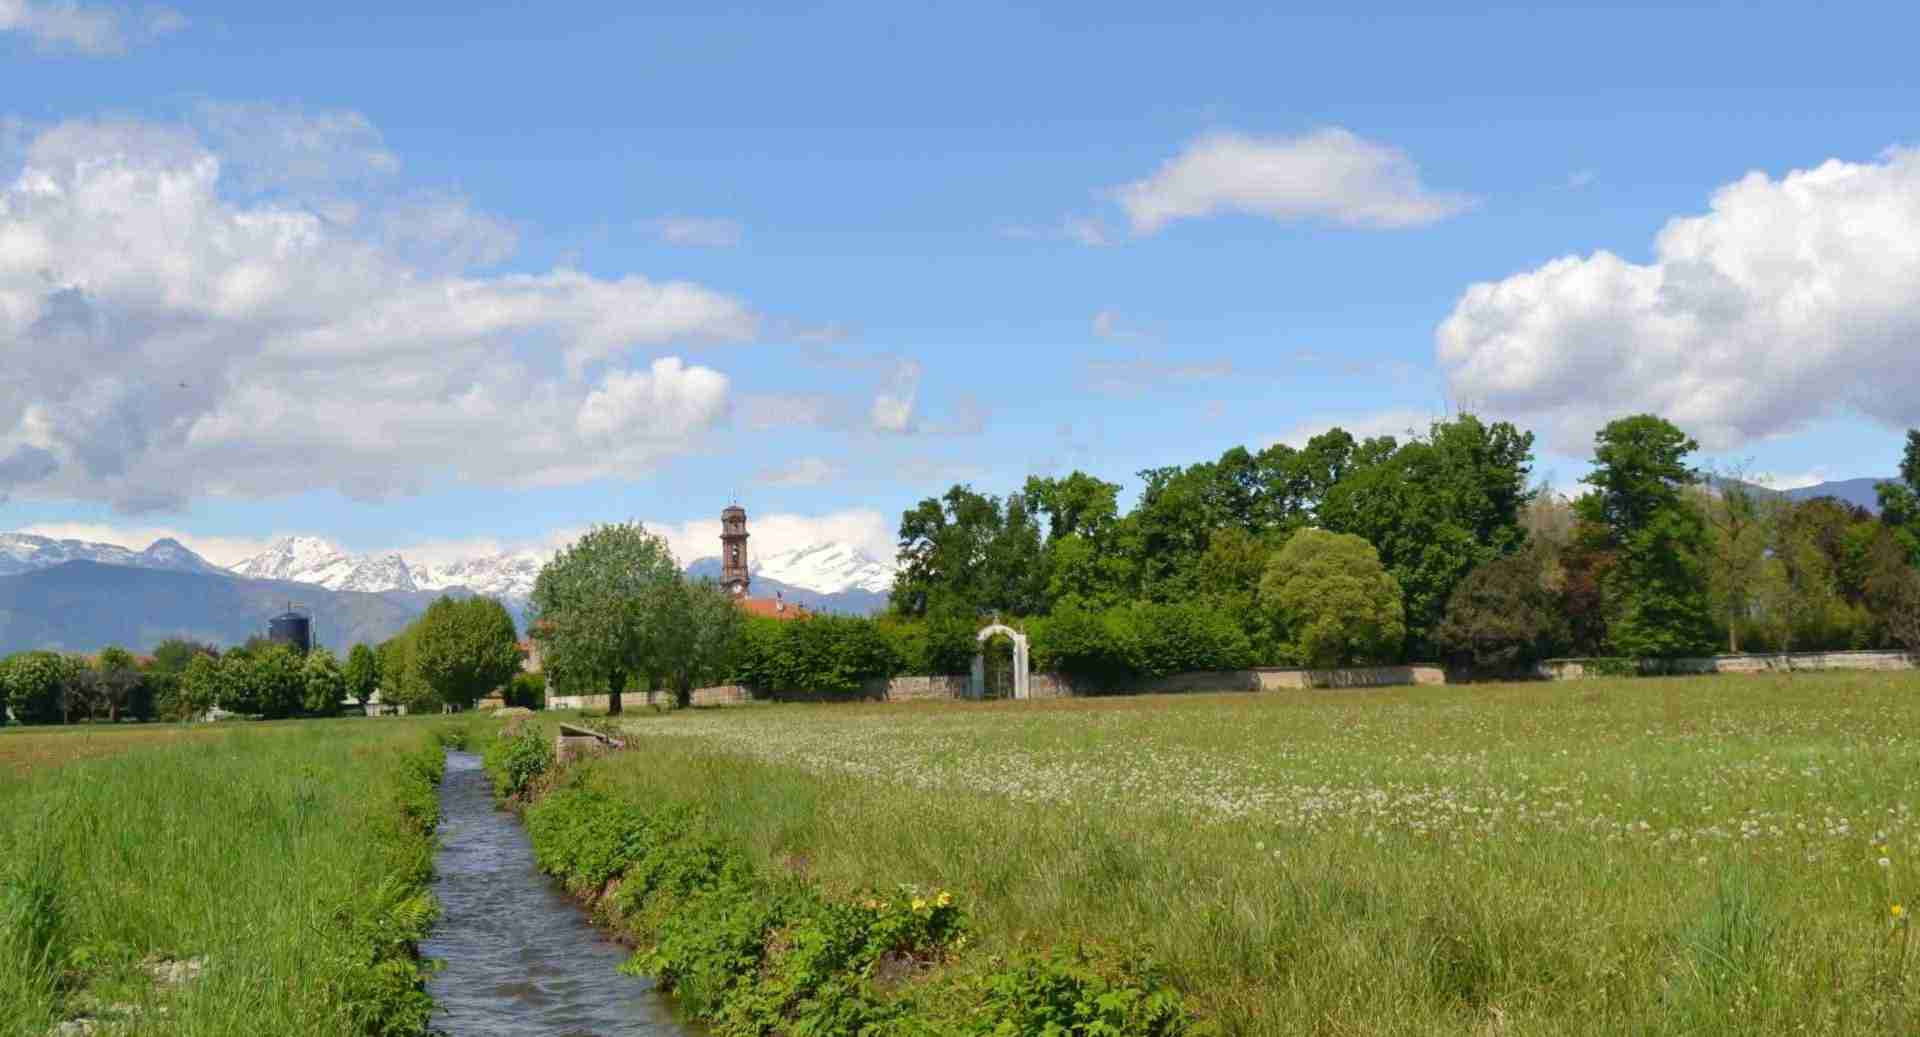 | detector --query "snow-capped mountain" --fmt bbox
[0,533,226,578]
[409,553,546,600]
[227,535,546,600]
[750,542,895,595]
[228,536,423,594]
